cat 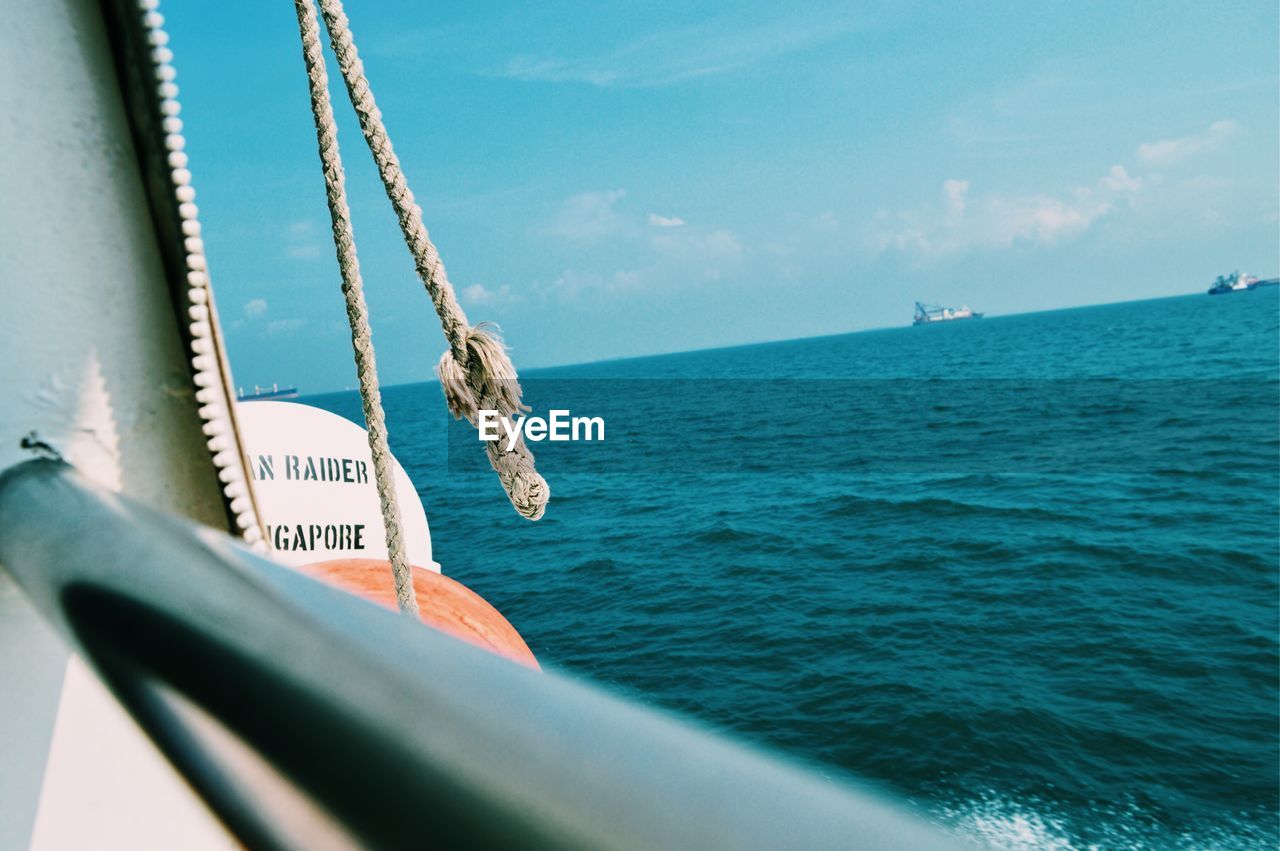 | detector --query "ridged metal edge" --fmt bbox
[124,0,268,551]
